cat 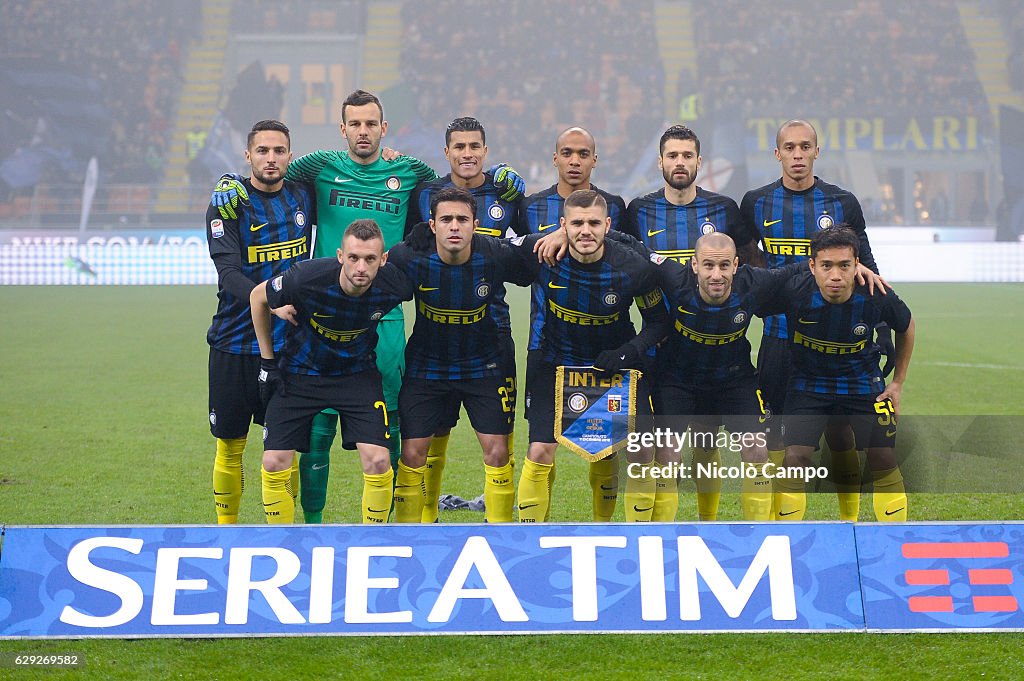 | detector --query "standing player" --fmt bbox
[250,220,414,524]
[205,119,314,524]
[389,187,535,523]
[407,117,523,522]
[741,119,882,521]
[518,127,634,521]
[516,190,669,522]
[772,226,914,521]
[627,124,762,521]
